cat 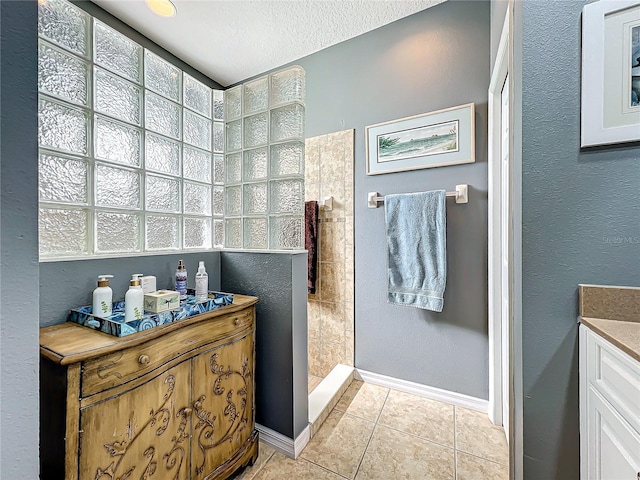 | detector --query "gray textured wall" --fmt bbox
[0,2,40,478]
[40,253,221,326]
[520,1,640,478]
[291,0,491,398]
[221,251,308,440]
[290,253,310,437]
